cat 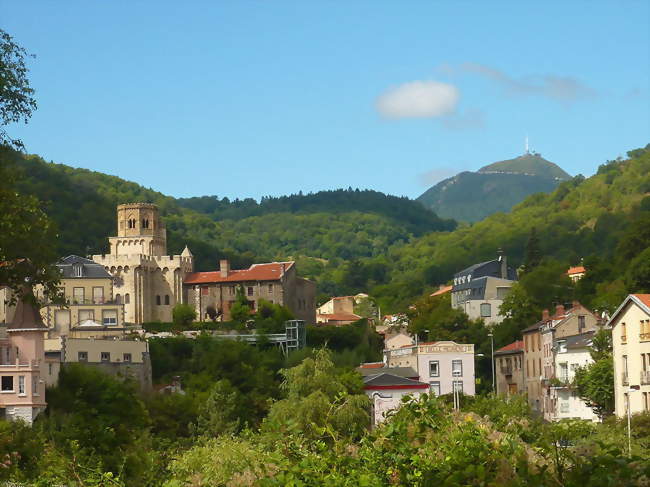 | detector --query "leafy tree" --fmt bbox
[0,29,37,149]
[190,379,242,437]
[574,357,615,419]
[627,247,650,293]
[171,303,196,329]
[522,226,542,272]
[230,285,252,326]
